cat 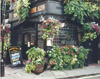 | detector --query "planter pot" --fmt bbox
[34,64,44,74]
